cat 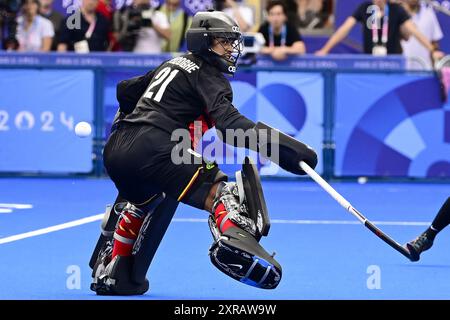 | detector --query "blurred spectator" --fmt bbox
[282,0,333,29]
[316,0,443,61]
[282,0,301,27]
[38,0,62,50]
[16,0,54,51]
[96,0,118,51]
[297,0,332,29]
[1,0,21,50]
[258,0,305,61]
[158,0,191,52]
[401,0,443,70]
[113,0,170,53]
[57,0,110,52]
[215,0,254,32]
[96,0,112,20]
